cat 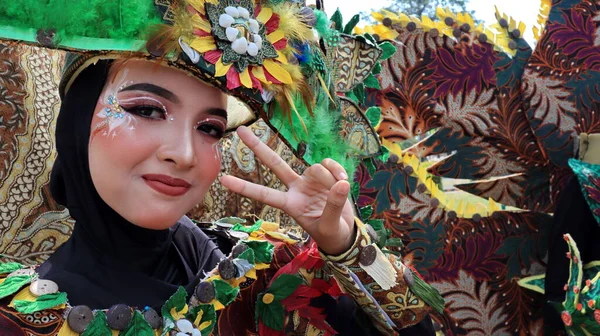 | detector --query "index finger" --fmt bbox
[237,126,299,186]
